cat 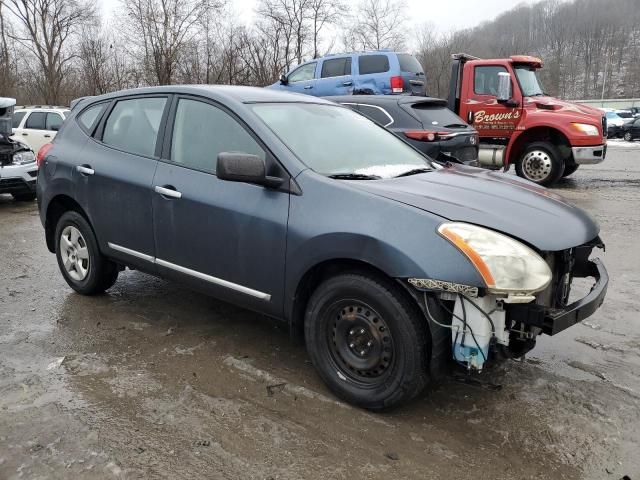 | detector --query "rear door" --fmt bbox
[355,54,392,94]
[314,56,354,96]
[396,53,426,95]
[85,95,169,268]
[15,111,49,152]
[151,96,289,316]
